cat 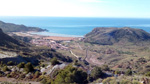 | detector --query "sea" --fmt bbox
[0,16,150,37]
